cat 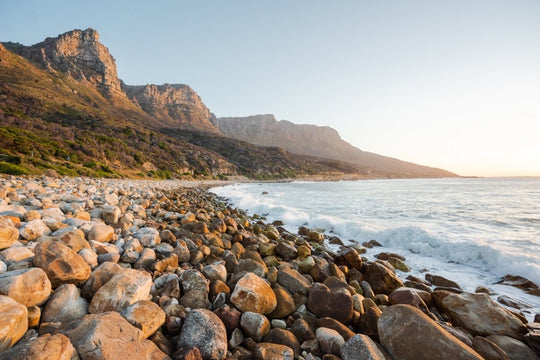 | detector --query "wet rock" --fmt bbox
[496,274,539,294]
[41,284,88,331]
[341,334,387,360]
[387,257,410,272]
[121,300,166,339]
[307,283,353,324]
[275,242,297,259]
[316,327,345,356]
[241,311,271,342]
[435,292,527,339]
[336,247,363,271]
[0,295,28,352]
[362,262,403,295]
[0,267,51,306]
[89,268,152,313]
[425,273,461,289]
[263,328,301,357]
[254,343,295,360]
[214,304,242,335]
[33,240,91,288]
[177,309,227,360]
[379,304,484,360]
[485,335,539,360]
[56,311,169,360]
[0,217,18,250]
[230,273,277,315]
